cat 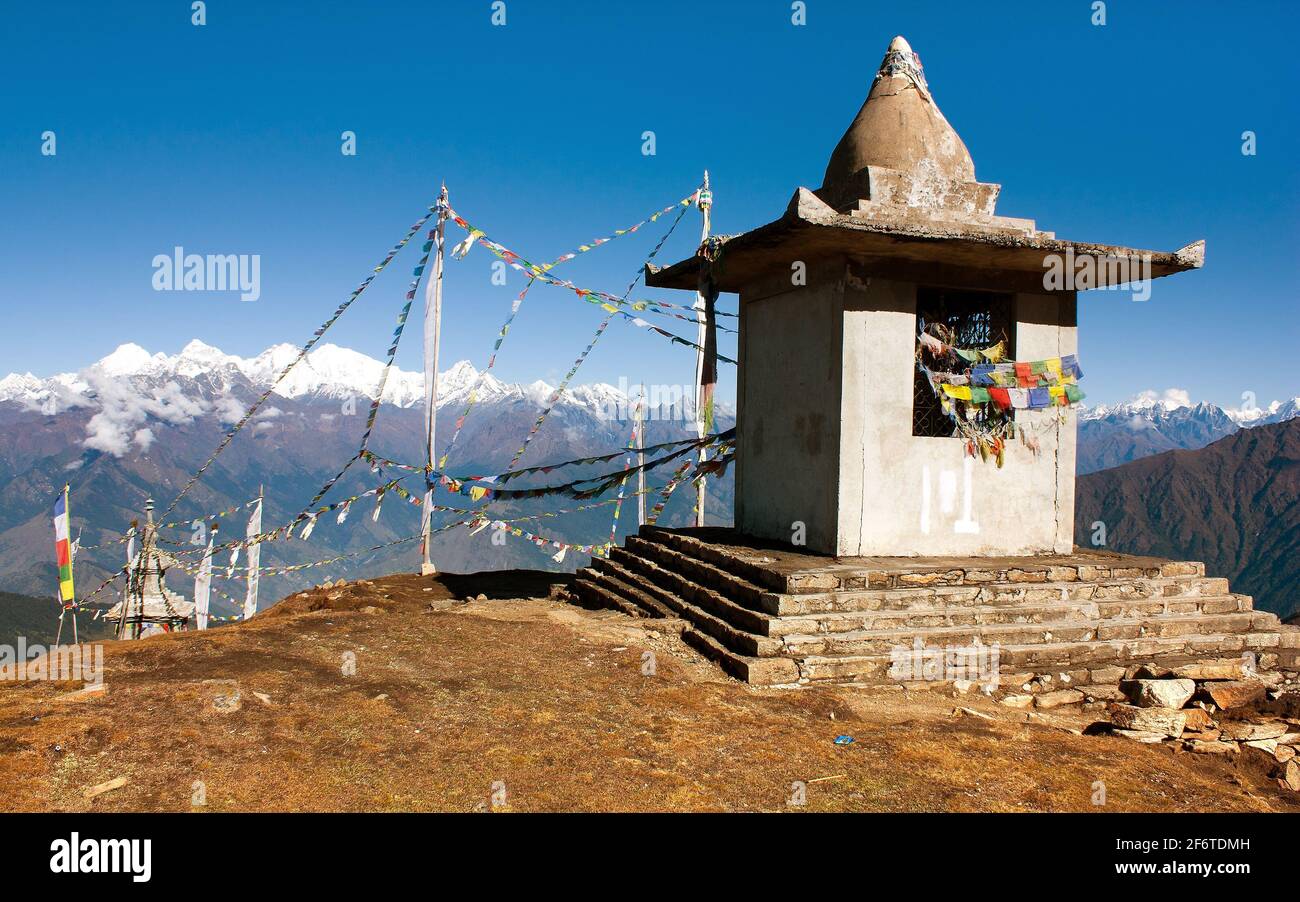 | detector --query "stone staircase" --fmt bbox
[568,526,1300,687]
